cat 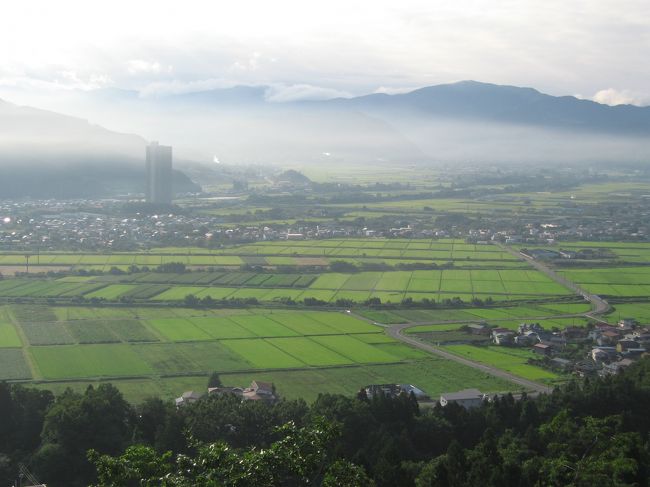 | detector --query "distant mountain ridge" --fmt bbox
[112,80,650,135]
[319,81,650,135]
